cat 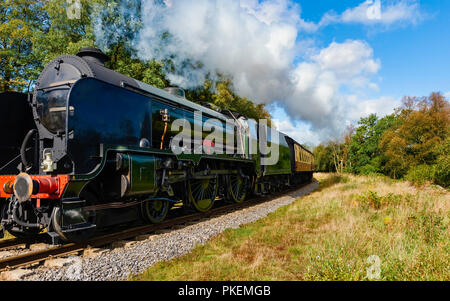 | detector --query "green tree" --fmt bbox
[313,144,335,172]
[186,77,272,124]
[313,125,354,173]
[31,0,100,66]
[105,44,168,89]
[347,113,397,175]
[434,135,450,187]
[31,0,168,89]
[0,0,46,92]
